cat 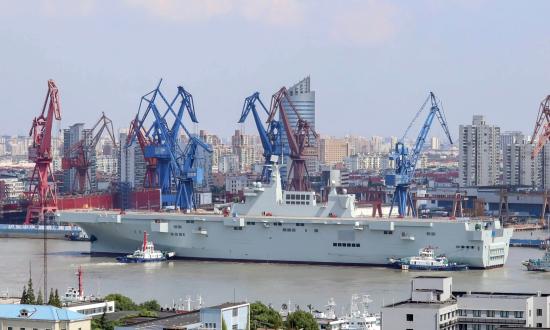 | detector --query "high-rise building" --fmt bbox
[500,131,525,150]
[62,123,96,193]
[319,137,350,166]
[459,115,501,186]
[118,130,146,188]
[231,130,262,173]
[503,141,550,190]
[430,136,440,150]
[281,76,318,174]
